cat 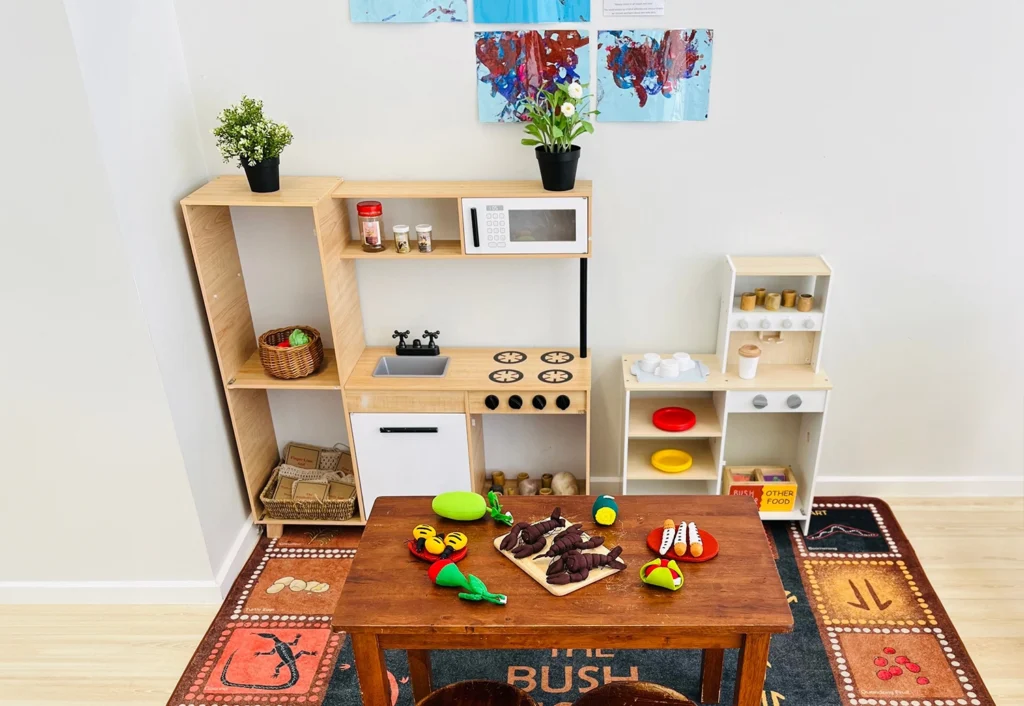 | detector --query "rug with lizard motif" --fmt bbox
[167,498,995,706]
